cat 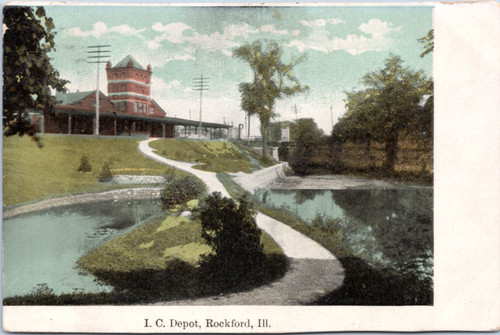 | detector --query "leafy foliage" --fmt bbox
[98,161,113,182]
[197,192,265,285]
[418,29,434,58]
[233,40,308,159]
[291,118,325,175]
[77,155,92,173]
[3,6,68,140]
[161,176,206,208]
[334,56,433,172]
